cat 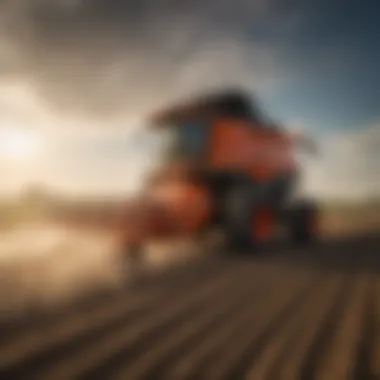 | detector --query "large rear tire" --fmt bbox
[288,200,318,246]
[222,179,259,254]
